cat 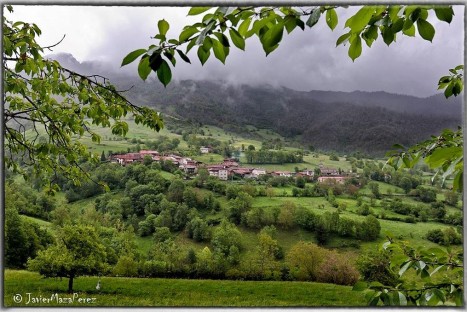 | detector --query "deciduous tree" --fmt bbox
[27,224,107,293]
